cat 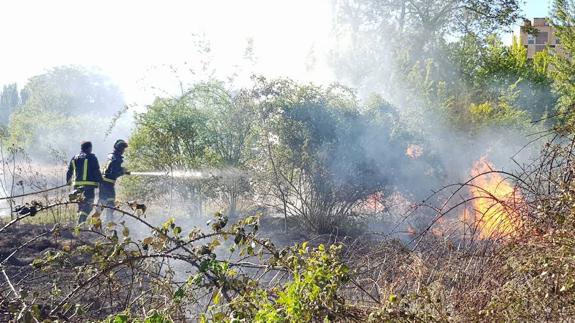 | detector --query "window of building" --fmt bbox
[528,34,535,44]
[536,32,549,44]
[535,45,546,52]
